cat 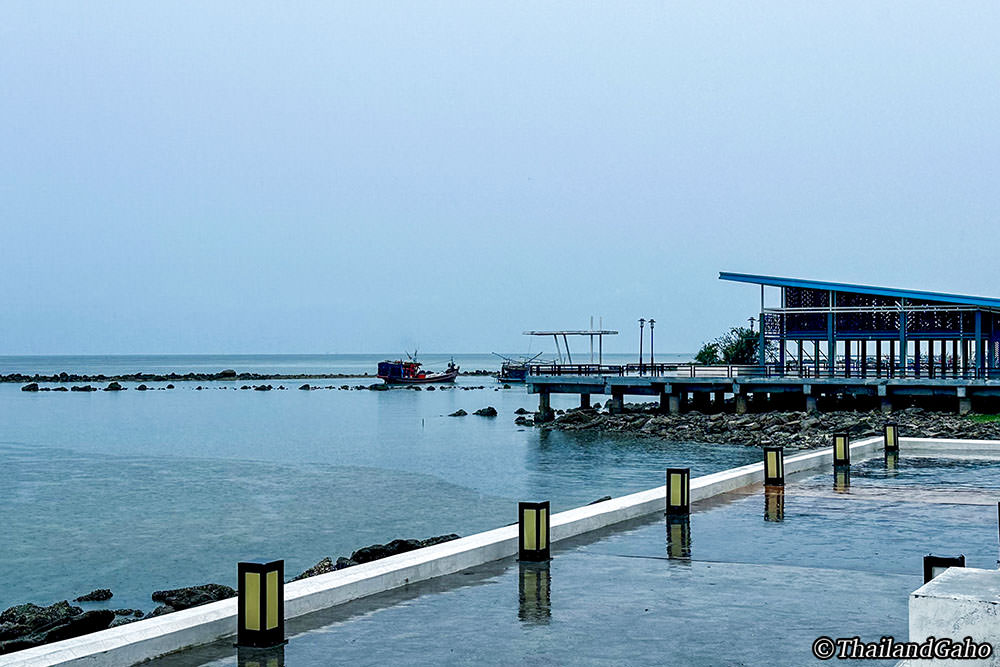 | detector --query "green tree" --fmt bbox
[694,342,720,364]
[717,326,759,364]
[695,326,759,365]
